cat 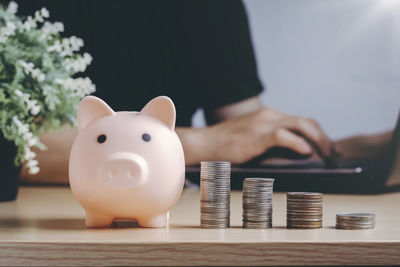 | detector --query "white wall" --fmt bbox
[193,0,400,139]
